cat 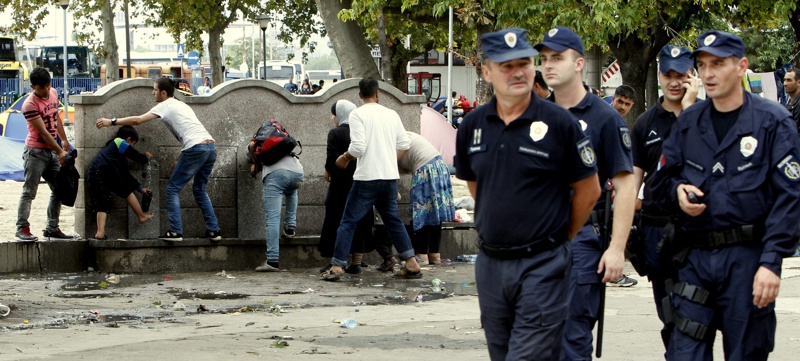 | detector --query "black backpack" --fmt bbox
[251,118,301,166]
